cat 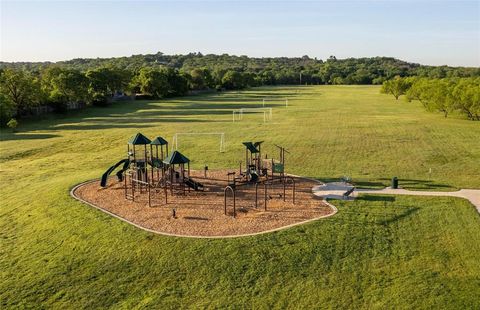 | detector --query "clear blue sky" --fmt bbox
[1,0,479,66]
